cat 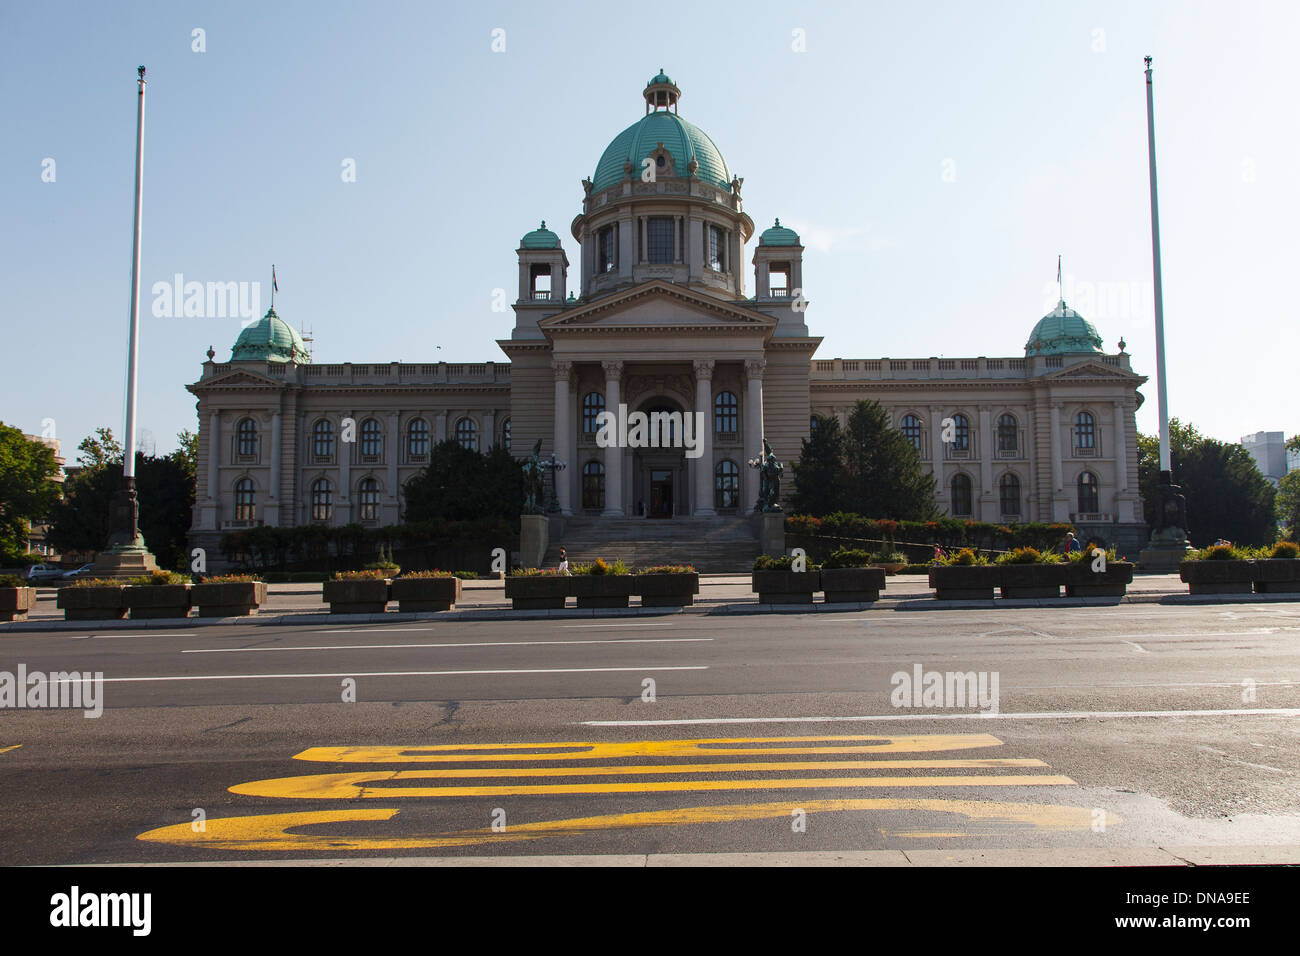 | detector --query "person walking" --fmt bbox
[557,548,571,575]
[1063,531,1082,554]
